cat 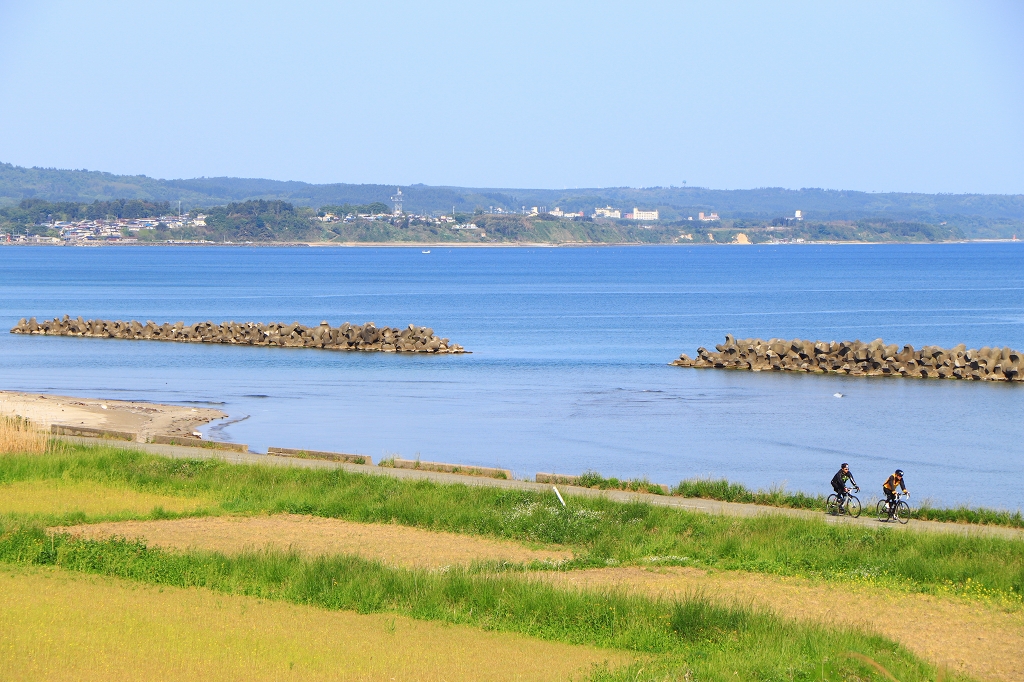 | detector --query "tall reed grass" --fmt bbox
[577,470,667,495]
[0,416,48,455]
[674,477,824,509]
